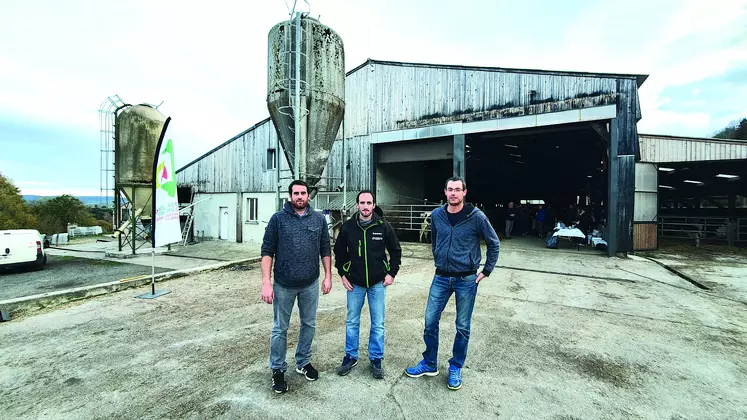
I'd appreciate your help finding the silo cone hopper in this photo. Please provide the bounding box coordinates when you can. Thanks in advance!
[267,15,345,192]
[114,104,167,251]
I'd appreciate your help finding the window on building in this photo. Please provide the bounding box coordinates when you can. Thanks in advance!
[266,148,277,170]
[246,198,258,222]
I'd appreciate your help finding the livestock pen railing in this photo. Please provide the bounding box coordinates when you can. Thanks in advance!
[378,204,440,241]
[658,216,747,245]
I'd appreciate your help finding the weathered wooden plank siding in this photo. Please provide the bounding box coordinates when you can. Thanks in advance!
[639,134,747,163]
[340,62,623,137]
[177,119,292,193]
[321,135,372,191]
[178,61,644,199]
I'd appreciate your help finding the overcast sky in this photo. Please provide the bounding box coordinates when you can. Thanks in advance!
[1,0,746,197]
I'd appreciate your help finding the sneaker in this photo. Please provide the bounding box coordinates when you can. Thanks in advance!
[336,355,358,376]
[296,363,319,381]
[370,359,384,380]
[447,366,462,390]
[272,369,288,394]
[404,360,439,378]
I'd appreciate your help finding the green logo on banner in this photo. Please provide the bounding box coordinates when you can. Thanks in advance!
[156,139,177,198]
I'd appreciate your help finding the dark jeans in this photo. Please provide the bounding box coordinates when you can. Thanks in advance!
[422,274,479,369]
[270,279,319,372]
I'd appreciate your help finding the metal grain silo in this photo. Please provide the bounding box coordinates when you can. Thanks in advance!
[114,104,166,218]
[267,15,345,189]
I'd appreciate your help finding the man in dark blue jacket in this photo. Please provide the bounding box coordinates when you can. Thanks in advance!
[405,176,500,390]
[261,180,332,394]
[333,190,402,379]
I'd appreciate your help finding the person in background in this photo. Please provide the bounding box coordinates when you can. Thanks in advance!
[536,205,546,238]
[505,202,516,239]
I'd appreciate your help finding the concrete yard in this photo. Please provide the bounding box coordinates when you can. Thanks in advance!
[1,242,746,419]
[0,255,171,301]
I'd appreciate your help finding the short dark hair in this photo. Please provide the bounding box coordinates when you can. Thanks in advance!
[444,176,466,190]
[288,180,309,195]
[356,190,376,204]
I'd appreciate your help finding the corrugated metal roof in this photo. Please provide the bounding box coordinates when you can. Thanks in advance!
[639,134,747,163]
[319,191,361,211]
[348,59,648,87]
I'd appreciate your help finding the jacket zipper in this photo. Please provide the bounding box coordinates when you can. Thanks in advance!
[443,209,472,274]
[358,240,361,257]
[363,225,373,287]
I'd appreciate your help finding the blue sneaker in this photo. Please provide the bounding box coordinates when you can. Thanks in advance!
[404,360,439,378]
[447,366,462,390]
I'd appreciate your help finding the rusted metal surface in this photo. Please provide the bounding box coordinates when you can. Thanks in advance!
[267,16,345,187]
[639,134,747,163]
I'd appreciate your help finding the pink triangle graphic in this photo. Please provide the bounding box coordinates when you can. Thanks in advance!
[162,166,169,180]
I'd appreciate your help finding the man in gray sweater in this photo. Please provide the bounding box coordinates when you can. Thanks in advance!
[261,180,332,394]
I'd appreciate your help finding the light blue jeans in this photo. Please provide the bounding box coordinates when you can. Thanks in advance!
[345,282,386,360]
[270,279,319,372]
[422,274,478,369]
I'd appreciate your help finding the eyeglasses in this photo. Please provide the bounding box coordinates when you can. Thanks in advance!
[446,188,463,193]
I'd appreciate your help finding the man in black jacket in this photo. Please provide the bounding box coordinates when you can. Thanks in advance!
[333,190,402,379]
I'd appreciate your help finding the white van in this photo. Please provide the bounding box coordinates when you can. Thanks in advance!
[0,229,47,271]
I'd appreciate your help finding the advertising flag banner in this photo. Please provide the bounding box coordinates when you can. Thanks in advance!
[152,117,182,247]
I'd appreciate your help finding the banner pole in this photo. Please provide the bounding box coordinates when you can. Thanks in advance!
[151,248,156,295]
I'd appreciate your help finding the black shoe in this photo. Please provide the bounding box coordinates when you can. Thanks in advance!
[370,358,384,379]
[296,363,319,381]
[272,369,288,394]
[336,355,359,376]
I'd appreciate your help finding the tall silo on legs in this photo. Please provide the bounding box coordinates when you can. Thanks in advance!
[114,104,166,254]
[267,13,345,206]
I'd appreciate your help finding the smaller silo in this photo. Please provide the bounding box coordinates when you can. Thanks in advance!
[115,104,167,217]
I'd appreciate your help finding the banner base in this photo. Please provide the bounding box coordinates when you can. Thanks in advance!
[135,290,172,299]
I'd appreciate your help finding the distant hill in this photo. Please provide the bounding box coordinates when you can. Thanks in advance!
[23,195,115,207]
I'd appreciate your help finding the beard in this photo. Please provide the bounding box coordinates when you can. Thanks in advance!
[292,199,307,210]
[448,197,463,205]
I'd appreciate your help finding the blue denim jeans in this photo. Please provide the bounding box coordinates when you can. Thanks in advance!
[345,282,386,360]
[422,274,478,369]
[270,279,319,371]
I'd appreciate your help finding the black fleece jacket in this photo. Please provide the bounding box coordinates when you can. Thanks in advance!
[333,212,402,288]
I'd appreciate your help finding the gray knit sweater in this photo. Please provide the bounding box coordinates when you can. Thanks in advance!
[261,202,331,288]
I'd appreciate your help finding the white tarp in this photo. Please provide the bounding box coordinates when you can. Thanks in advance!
[553,227,586,239]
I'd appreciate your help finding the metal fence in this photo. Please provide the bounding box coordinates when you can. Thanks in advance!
[658,216,747,244]
[378,204,440,235]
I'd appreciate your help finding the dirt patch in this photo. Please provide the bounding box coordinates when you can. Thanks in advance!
[553,350,649,388]
[656,241,747,262]
[507,281,526,293]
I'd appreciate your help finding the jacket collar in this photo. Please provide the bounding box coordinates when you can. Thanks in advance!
[438,202,476,220]
[283,201,313,217]
[354,211,382,228]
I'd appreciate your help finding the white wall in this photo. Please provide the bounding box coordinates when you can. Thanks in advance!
[242,192,282,244]
[634,163,658,222]
[193,193,238,242]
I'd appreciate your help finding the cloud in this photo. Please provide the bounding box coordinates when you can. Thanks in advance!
[1,0,746,195]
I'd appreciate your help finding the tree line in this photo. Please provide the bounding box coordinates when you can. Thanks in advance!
[713,118,747,140]
[0,172,113,234]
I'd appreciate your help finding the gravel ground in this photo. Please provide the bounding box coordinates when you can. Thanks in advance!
[0,255,172,301]
[0,244,746,419]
